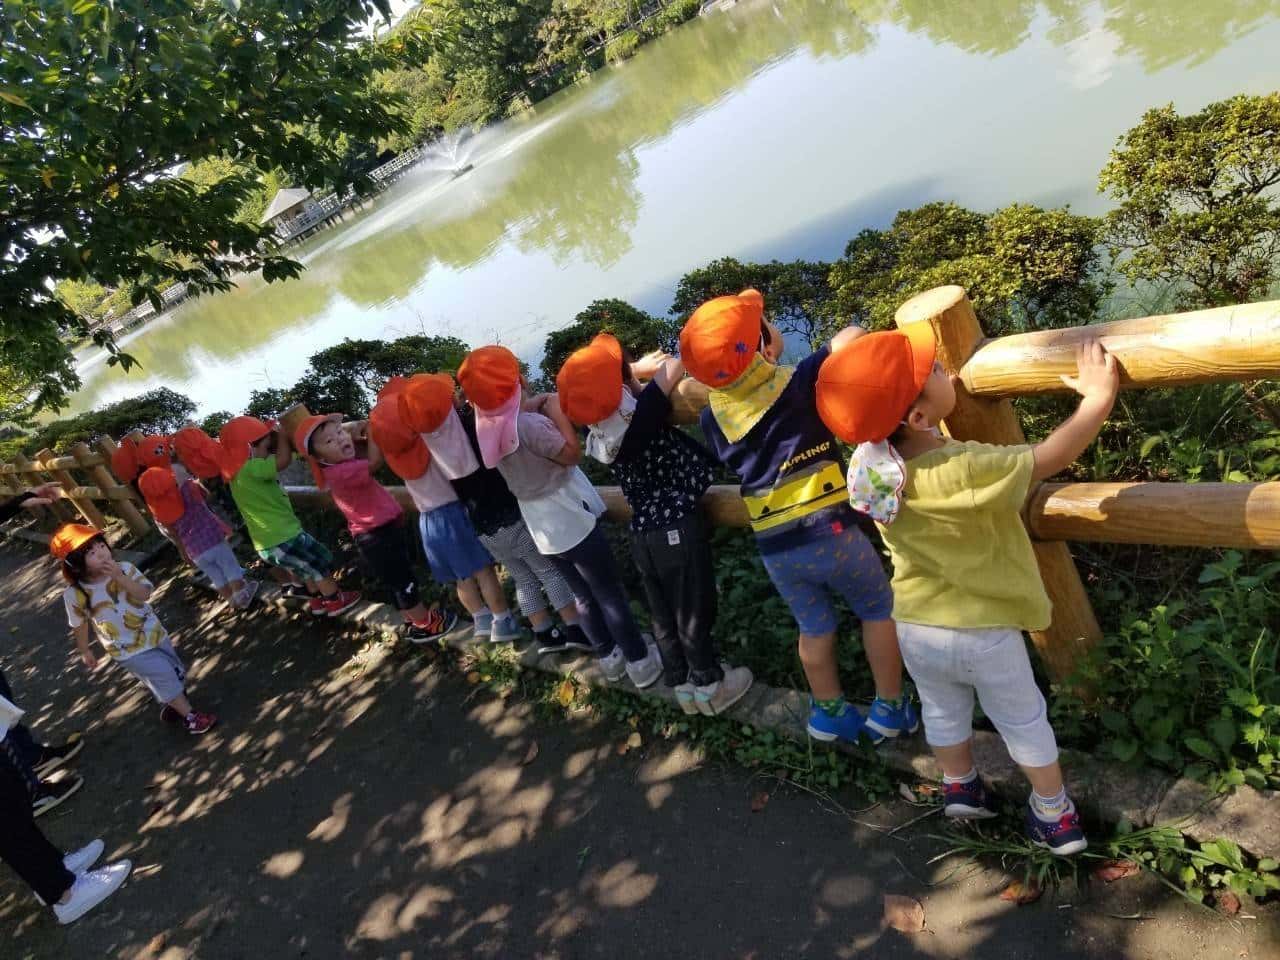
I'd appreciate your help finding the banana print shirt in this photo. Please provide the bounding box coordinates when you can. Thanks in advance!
[63,563,168,661]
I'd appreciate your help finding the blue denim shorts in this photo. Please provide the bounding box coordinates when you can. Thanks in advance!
[419,501,492,584]
[761,524,893,635]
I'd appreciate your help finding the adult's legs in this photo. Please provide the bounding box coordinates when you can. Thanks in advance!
[0,669,43,770]
[0,741,74,905]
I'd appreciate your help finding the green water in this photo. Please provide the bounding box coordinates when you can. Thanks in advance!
[67,0,1280,417]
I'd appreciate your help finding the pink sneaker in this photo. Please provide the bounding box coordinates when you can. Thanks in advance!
[184,711,217,736]
[321,590,361,617]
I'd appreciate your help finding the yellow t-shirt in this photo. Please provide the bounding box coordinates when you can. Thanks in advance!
[879,440,1051,631]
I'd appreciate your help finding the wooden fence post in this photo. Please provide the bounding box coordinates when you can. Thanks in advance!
[36,447,108,530]
[895,286,1102,683]
[75,441,150,537]
[14,451,75,522]
[95,437,152,536]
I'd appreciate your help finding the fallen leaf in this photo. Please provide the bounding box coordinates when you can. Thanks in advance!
[465,671,480,684]
[626,731,642,750]
[882,894,925,933]
[143,932,166,957]
[1216,890,1241,916]
[750,790,770,812]
[520,741,539,766]
[555,678,575,707]
[628,715,639,728]
[1092,859,1140,883]
[999,879,1043,905]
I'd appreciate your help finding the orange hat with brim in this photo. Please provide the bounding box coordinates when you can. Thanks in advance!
[136,435,171,470]
[172,426,223,481]
[679,288,765,388]
[815,322,938,444]
[556,333,624,426]
[50,523,104,562]
[398,373,457,435]
[458,346,522,469]
[218,416,274,481]
[111,436,141,483]
[138,466,186,526]
[293,413,343,489]
[371,378,431,481]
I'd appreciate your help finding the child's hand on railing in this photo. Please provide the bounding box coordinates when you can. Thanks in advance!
[1060,338,1118,407]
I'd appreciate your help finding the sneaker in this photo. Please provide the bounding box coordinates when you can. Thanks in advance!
[33,775,84,818]
[472,610,494,641]
[232,580,260,609]
[280,582,311,601]
[694,665,754,717]
[406,608,459,643]
[1025,803,1088,856]
[307,596,327,616]
[561,624,595,653]
[598,647,627,682]
[943,777,999,819]
[625,649,663,690]
[806,700,865,744]
[321,590,362,617]
[159,703,183,725]
[863,696,920,744]
[673,683,698,716]
[53,860,132,925]
[63,839,105,875]
[535,627,570,654]
[33,734,84,779]
[184,711,217,735]
[489,613,522,644]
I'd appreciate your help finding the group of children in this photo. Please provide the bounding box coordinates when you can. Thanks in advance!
[51,285,1119,858]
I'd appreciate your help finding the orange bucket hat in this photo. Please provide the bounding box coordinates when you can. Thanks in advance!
[171,426,223,480]
[370,378,431,481]
[293,413,344,489]
[815,323,938,444]
[50,523,104,562]
[137,466,186,526]
[457,346,521,411]
[556,333,624,427]
[398,373,457,434]
[111,436,141,483]
[218,416,273,481]
[136,435,171,470]
[679,289,765,388]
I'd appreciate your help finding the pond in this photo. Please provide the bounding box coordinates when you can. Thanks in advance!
[65,0,1280,418]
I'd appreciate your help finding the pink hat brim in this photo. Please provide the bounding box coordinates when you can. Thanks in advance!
[475,388,521,469]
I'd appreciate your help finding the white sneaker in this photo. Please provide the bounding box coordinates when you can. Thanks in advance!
[673,683,698,715]
[625,649,663,690]
[489,613,522,644]
[63,839,104,875]
[233,580,260,609]
[598,647,627,682]
[53,860,132,925]
[694,665,754,716]
[472,610,494,641]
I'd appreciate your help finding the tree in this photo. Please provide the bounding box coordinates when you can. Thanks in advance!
[827,202,1106,335]
[540,299,676,385]
[16,388,197,455]
[1,0,418,412]
[1099,94,1280,309]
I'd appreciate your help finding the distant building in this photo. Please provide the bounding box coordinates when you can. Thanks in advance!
[260,187,319,237]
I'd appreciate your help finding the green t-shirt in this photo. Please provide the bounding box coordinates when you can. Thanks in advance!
[230,456,301,552]
[879,440,1051,632]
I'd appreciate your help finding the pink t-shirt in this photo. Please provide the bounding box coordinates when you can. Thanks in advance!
[321,459,403,535]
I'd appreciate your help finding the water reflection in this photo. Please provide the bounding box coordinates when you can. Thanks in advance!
[66,0,1280,416]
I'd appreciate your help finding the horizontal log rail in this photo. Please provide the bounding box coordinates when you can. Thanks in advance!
[959,298,1280,398]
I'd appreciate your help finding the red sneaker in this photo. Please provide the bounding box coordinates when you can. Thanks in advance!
[184,711,217,736]
[307,596,327,616]
[321,590,361,617]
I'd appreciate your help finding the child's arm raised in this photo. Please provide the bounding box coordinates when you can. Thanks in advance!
[72,621,98,670]
[539,394,582,466]
[365,429,386,473]
[106,558,155,604]
[1031,339,1119,483]
[649,357,685,397]
[830,323,870,353]
[273,426,294,472]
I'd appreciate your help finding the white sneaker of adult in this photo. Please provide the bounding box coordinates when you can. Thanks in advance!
[63,839,105,875]
[53,860,132,925]
[598,647,627,682]
[625,649,663,690]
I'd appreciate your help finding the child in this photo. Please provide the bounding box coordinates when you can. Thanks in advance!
[680,289,916,744]
[218,416,360,617]
[396,373,591,654]
[138,464,258,609]
[51,524,216,735]
[458,345,663,687]
[815,329,1119,855]
[558,333,753,716]
[294,411,456,641]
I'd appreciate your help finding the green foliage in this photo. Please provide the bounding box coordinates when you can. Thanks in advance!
[1100,94,1280,309]
[604,28,640,63]
[538,298,676,384]
[15,388,196,456]
[829,201,1107,335]
[0,0,418,411]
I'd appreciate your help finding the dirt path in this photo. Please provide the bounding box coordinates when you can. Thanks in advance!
[0,543,1274,959]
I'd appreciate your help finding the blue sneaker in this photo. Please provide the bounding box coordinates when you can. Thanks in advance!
[806,700,865,744]
[1024,803,1089,856]
[863,697,920,744]
[943,778,999,819]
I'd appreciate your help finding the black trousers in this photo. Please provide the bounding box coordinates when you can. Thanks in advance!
[0,737,73,904]
[0,668,43,771]
[631,513,721,687]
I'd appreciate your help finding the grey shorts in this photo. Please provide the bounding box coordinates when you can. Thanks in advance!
[120,639,187,704]
[192,541,243,589]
